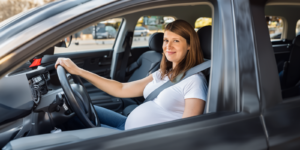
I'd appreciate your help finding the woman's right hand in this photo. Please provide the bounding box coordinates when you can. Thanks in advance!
[55,58,82,75]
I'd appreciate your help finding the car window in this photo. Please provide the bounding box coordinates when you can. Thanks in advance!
[132,16,175,48]
[54,18,123,54]
[296,20,300,36]
[195,17,212,31]
[266,16,284,40]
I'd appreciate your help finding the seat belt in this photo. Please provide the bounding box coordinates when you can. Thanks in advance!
[118,31,133,82]
[144,60,211,102]
[148,61,161,74]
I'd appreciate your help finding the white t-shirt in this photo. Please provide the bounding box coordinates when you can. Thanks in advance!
[124,70,208,130]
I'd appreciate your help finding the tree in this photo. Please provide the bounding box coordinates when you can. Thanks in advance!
[0,0,55,23]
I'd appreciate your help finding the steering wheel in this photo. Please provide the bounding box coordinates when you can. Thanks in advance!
[56,65,100,128]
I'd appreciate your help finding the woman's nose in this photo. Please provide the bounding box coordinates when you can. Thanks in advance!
[166,42,172,48]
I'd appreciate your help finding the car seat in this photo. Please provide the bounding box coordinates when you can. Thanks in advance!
[197,26,212,83]
[89,33,164,112]
[280,35,300,98]
[280,35,300,89]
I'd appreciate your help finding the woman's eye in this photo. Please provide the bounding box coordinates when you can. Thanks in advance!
[174,40,179,42]
[164,40,168,42]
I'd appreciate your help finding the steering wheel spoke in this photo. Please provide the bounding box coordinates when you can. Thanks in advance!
[56,65,100,128]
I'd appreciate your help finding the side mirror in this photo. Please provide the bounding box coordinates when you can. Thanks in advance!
[63,35,73,48]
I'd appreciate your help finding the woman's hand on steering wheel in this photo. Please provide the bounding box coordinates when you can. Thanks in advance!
[55,58,82,75]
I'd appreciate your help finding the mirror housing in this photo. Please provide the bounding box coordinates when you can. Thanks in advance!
[63,35,72,48]
[57,35,73,48]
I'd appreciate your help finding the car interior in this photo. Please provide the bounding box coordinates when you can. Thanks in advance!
[1,3,214,149]
[46,4,213,116]
[265,4,300,99]
[3,0,300,149]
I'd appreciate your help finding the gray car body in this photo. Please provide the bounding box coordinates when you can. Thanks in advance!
[0,0,300,149]
[134,26,148,36]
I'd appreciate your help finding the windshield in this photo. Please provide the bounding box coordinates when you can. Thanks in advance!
[0,0,56,28]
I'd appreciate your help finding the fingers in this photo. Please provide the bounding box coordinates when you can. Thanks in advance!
[55,58,73,70]
[55,57,66,69]
[55,58,61,69]
[55,59,59,69]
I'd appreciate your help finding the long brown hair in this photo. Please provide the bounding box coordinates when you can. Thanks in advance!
[160,20,204,81]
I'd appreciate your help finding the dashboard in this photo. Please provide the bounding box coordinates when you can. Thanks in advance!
[0,65,78,148]
[24,67,73,115]
[0,65,74,133]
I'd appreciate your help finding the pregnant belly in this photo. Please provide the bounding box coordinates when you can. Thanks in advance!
[124,101,180,130]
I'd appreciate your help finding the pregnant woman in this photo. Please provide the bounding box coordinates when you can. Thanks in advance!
[55,20,208,130]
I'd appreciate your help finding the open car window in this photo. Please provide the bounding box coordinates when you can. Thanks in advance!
[266,16,284,41]
[54,18,123,54]
[296,19,300,36]
[131,16,175,48]
[194,17,212,32]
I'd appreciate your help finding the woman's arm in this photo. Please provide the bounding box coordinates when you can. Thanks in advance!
[182,99,205,118]
[55,58,153,98]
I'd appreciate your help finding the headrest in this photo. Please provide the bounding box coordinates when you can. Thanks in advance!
[293,35,300,47]
[197,26,212,59]
[149,32,164,52]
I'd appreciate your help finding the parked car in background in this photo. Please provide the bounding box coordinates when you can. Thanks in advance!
[134,26,149,36]
[93,24,117,39]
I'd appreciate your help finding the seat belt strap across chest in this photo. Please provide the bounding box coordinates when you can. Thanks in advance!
[144,60,211,102]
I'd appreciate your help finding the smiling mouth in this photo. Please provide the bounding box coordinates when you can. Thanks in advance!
[166,51,176,55]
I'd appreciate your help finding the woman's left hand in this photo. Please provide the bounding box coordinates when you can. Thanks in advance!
[55,58,82,75]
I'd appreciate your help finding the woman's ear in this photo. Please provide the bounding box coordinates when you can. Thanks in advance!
[187,45,191,51]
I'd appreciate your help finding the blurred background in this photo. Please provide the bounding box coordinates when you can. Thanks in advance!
[0,0,55,22]
[55,16,212,53]
[0,0,212,53]
[1,0,296,53]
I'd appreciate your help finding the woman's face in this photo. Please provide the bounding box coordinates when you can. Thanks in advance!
[163,30,190,67]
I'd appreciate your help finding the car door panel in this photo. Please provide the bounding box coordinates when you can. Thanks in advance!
[42,50,112,76]
[36,113,268,150]
[264,99,300,150]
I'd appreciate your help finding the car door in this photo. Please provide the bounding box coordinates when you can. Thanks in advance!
[36,0,270,149]
[39,18,124,112]
[0,0,270,149]
[262,3,300,150]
